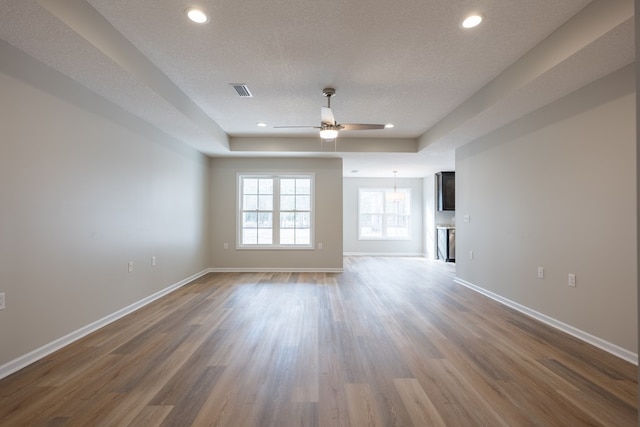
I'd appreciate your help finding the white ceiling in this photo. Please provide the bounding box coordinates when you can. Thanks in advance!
[0,0,634,177]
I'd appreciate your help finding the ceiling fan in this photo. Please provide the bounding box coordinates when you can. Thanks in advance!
[275,88,386,140]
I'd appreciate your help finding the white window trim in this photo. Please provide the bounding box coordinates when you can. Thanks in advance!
[237,172,315,250]
[358,187,411,241]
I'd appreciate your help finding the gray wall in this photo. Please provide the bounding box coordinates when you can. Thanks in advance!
[455,64,637,353]
[0,43,211,367]
[209,157,343,270]
[343,177,424,255]
[423,174,437,259]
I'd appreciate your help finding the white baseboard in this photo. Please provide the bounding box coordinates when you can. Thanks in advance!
[453,277,638,365]
[0,269,209,381]
[343,252,426,257]
[207,267,344,273]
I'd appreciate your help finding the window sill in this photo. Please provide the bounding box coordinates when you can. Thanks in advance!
[236,245,315,251]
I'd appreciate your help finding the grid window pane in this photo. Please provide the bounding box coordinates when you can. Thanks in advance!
[280,229,295,244]
[280,212,295,229]
[258,212,272,228]
[280,195,295,210]
[296,212,310,228]
[295,228,310,244]
[281,179,295,194]
[243,212,257,227]
[258,179,273,194]
[258,195,273,210]
[243,179,258,194]
[296,179,311,194]
[243,195,257,210]
[257,228,272,244]
[296,195,310,211]
[242,228,257,244]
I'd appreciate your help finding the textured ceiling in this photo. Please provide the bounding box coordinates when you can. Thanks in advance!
[0,0,633,177]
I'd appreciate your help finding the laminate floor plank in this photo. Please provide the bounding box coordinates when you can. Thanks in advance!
[318,352,351,427]
[0,256,636,426]
[393,378,446,427]
[344,383,385,427]
[127,405,173,427]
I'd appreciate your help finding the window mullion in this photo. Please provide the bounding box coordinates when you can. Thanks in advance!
[273,177,280,245]
[383,198,388,237]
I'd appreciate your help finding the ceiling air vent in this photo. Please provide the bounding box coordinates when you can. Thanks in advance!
[230,83,252,97]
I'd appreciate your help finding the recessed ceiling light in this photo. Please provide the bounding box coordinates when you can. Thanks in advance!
[461,14,483,29]
[186,8,209,24]
[385,123,395,129]
[257,122,267,127]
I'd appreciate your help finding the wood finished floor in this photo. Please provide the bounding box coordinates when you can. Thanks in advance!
[0,257,636,426]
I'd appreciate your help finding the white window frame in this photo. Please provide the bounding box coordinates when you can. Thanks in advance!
[358,187,411,240]
[237,173,315,250]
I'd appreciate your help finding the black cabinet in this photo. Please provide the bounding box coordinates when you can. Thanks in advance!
[436,172,455,211]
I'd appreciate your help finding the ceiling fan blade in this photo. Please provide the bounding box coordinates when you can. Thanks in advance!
[321,106,335,125]
[340,123,386,131]
[273,125,319,129]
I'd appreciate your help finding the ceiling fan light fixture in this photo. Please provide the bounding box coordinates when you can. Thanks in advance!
[461,14,483,29]
[385,123,394,128]
[319,129,339,139]
[186,8,209,24]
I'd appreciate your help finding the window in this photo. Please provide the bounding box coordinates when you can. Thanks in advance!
[238,174,314,248]
[359,188,411,239]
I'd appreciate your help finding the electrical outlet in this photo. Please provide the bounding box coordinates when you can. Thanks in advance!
[128,261,134,273]
[151,256,156,266]
[0,292,5,310]
[469,250,474,260]
[223,243,228,249]
[537,267,544,279]
[568,274,576,287]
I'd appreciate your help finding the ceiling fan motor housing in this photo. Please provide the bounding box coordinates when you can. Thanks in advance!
[322,87,336,98]
[321,122,342,131]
